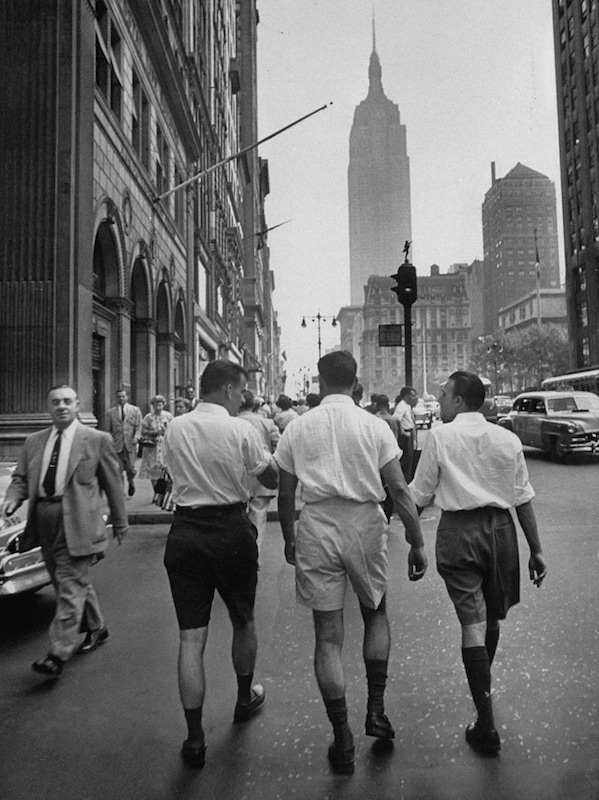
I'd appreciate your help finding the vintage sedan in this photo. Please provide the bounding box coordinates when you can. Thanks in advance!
[498,390,599,460]
[413,400,433,429]
[0,511,51,597]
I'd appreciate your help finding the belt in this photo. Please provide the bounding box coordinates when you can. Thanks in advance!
[175,502,246,515]
[37,496,63,503]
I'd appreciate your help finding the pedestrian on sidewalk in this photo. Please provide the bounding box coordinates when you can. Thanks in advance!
[163,360,278,769]
[393,386,418,482]
[139,395,172,492]
[276,350,427,775]
[410,371,547,755]
[238,389,280,550]
[105,387,142,497]
[1,385,127,678]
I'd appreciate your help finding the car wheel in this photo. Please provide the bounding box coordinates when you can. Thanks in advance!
[548,438,567,463]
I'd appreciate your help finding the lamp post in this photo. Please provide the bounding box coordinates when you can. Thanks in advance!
[389,242,418,386]
[301,311,337,360]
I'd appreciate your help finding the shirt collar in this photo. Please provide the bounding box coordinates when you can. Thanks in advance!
[51,419,79,442]
[320,394,355,406]
[193,401,229,417]
[451,411,486,425]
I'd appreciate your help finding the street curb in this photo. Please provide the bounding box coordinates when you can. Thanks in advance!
[127,509,299,526]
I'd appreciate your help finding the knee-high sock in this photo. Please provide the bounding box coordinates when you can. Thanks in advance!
[324,696,353,746]
[462,646,494,731]
[365,658,388,714]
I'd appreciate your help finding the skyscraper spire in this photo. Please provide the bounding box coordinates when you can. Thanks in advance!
[368,11,382,95]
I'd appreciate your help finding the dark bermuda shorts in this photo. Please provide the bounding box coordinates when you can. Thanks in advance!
[436,507,520,625]
[164,503,258,630]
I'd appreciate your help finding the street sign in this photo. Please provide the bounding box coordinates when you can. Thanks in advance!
[378,324,404,347]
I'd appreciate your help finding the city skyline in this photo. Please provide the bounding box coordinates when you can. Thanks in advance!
[257,1,562,394]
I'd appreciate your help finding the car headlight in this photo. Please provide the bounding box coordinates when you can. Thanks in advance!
[566,424,579,434]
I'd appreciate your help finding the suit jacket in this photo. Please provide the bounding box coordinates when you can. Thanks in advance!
[106,403,142,454]
[6,424,128,557]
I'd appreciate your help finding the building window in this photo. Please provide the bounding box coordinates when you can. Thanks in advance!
[156,125,170,197]
[132,71,150,169]
[95,0,123,121]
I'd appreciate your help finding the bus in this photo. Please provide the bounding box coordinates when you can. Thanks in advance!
[541,368,599,396]
[480,377,498,423]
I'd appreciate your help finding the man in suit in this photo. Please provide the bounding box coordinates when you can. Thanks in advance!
[105,388,142,496]
[1,385,128,678]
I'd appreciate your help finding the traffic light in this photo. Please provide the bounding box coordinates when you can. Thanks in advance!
[389,263,417,306]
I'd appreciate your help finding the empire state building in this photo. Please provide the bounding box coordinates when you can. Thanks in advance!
[348,29,412,305]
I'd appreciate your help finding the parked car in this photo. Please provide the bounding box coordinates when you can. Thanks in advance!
[413,400,433,429]
[423,393,441,419]
[494,395,514,421]
[498,390,599,461]
[0,512,51,596]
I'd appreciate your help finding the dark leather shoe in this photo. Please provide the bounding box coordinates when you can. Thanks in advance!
[465,722,501,755]
[77,627,109,655]
[233,684,265,723]
[365,711,395,739]
[128,483,136,497]
[327,740,355,775]
[181,739,206,769]
[32,654,63,678]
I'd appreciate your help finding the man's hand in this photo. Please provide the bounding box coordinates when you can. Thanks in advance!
[408,546,427,581]
[113,526,128,545]
[284,540,296,566]
[529,552,547,587]
[1,499,20,518]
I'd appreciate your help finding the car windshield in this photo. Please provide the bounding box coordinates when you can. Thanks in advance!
[547,395,599,413]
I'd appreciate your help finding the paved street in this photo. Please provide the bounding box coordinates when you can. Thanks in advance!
[1,447,598,800]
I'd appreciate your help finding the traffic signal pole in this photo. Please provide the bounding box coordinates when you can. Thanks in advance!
[390,242,417,388]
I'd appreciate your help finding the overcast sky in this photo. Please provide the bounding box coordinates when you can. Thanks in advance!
[256,1,561,394]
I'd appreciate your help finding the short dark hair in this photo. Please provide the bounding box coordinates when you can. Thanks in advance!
[306,392,321,408]
[276,394,293,411]
[241,389,255,411]
[352,383,363,403]
[448,371,485,410]
[200,360,248,395]
[399,386,415,400]
[318,350,357,389]
[375,394,390,410]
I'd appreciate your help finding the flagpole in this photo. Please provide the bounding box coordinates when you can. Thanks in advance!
[534,228,542,326]
[153,103,332,204]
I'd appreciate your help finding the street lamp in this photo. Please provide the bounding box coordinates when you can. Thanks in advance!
[301,311,337,360]
[478,335,503,395]
[389,241,418,386]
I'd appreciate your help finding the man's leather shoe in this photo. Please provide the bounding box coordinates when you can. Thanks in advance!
[181,739,206,769]
[32,654,63,678]
[77,627,109,654]
[327,740,355,775]
[233,684,265,722]
[365,711,395,739]
[465,722,501,755]
[128,483,136,497]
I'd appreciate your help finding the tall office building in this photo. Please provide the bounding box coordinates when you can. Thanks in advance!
[347,26,411,305]
[553,0,599,367]
[481,162,560,335]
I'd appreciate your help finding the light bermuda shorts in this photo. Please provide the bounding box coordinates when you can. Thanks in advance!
[295,497,389,611]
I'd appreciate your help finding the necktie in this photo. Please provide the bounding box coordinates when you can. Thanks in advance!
[43,431,62,497]
[120,404,125,422]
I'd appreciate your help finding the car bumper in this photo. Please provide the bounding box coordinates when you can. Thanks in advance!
[0,548,51,596]
[561,432,599,453]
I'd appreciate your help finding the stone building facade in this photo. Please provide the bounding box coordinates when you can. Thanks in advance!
[0,0,280,457]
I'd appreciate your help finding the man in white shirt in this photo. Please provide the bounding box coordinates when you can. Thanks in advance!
[276,351,426,775]
[393,386,418,481]
[163,360,278,769]
[410,371,547,756]
[238,389,281,549]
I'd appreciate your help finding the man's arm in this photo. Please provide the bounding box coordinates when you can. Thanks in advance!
[256,460,279,490]
[515,500,547,587]
[380,458,427,581]
[1,444,31,517]
[277,467,299,565]
[97,434,128,544]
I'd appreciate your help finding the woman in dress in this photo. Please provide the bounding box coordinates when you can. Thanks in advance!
[139,395,173,490]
